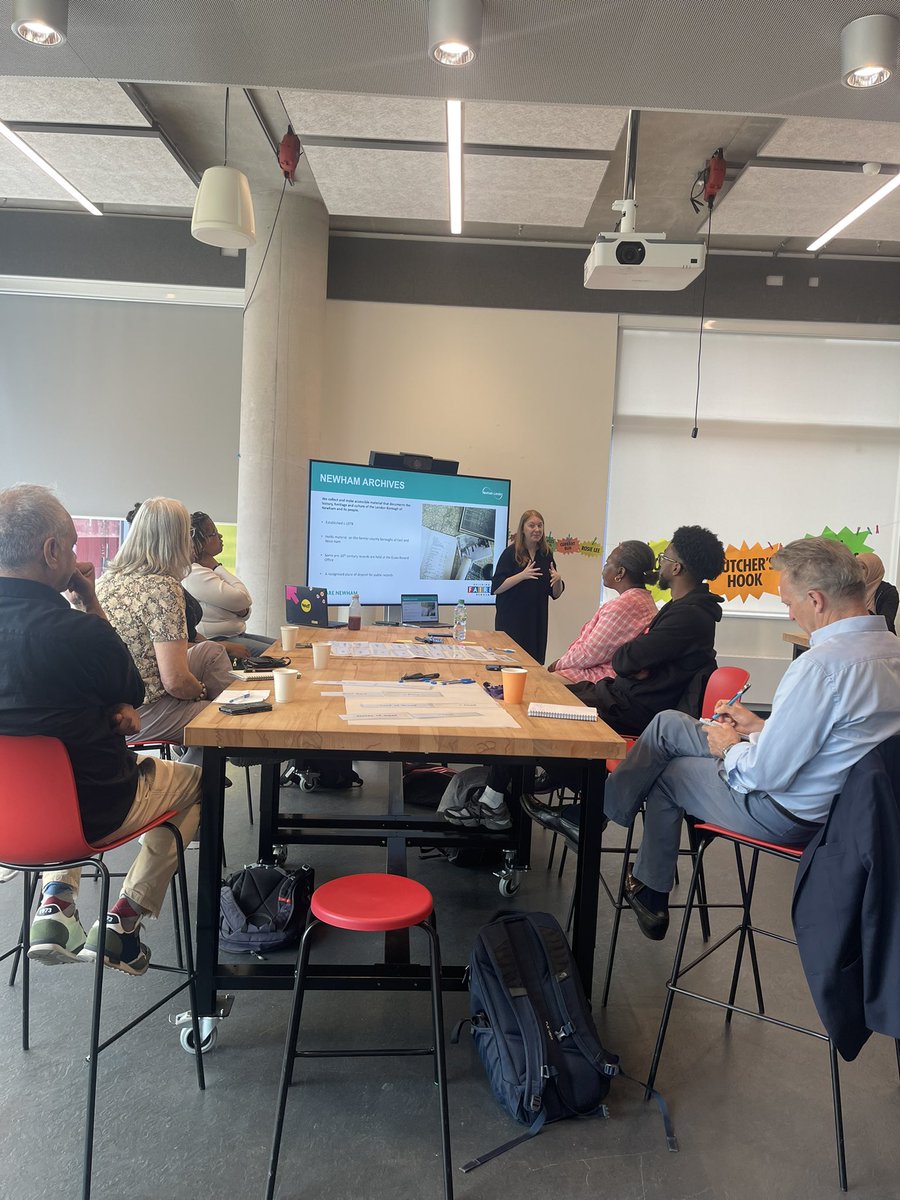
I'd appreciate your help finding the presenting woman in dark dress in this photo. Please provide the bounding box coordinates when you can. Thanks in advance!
[491,509,564,663]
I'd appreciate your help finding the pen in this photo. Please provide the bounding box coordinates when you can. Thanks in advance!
[708,681,751,720]
[441,678,475,685]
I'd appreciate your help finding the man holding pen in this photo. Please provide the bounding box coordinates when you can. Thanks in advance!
[603,537,900,941]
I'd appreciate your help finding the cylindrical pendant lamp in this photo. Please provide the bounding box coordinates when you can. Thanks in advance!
[191,166,256,249]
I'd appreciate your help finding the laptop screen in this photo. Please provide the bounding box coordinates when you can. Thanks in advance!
[400,594,440,625]
[285,584,328,626]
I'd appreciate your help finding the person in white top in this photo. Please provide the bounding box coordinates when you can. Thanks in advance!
[183,512,273,654]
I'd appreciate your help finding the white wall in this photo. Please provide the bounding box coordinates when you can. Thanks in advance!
[0,292,243,520]
[607,316,900,701]
[322,300,618,662]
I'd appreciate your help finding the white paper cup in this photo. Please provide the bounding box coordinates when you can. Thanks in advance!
[501,667,528,703]
[280,625,299,651]
[312,642,331,669]
[273,668,299,703]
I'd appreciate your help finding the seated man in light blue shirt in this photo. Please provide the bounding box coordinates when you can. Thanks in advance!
[604,537,900,941]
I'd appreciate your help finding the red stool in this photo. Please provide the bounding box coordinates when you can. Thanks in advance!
[0,735,205,1200]
[266,873,453,1200]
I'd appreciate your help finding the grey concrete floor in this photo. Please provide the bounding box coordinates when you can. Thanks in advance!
[0,762,897,1200]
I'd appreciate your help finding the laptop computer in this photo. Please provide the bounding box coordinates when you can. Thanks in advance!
[400,593,452,628]
[284,585,347,629]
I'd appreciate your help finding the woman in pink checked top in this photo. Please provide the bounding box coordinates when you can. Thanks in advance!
[548,540,659,684]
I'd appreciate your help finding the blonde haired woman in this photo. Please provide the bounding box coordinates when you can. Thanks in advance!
[97,497,233,764]
[491,509,564,664]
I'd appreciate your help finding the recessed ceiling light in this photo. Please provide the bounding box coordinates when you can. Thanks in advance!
[427,0,482,67]
[841,14,898,88]
[10,0,67,46]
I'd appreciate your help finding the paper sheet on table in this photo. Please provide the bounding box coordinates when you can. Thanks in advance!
[340,682,520,727]
[329,640,500,662]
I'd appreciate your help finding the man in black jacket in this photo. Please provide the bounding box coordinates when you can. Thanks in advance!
[566,525,725,734]
[444,527,725,832]
[0,485,201,976]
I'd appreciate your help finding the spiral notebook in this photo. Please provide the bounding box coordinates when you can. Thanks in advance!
[527,702,597,721]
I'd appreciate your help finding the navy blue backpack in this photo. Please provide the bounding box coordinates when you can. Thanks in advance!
[458,910,621,1170]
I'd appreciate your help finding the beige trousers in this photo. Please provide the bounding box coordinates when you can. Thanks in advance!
[42,756,201,917]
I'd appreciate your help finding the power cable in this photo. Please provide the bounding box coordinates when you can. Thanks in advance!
[243,178,287,313]
[691,201,714,439]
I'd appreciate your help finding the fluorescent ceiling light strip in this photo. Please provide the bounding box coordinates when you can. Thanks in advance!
[0,118,102,216]
[447,100,462,235]
[807,172,900,251]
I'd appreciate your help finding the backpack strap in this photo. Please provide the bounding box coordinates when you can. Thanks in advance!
[459,1110,546,1173]
[617,1070,679,1152]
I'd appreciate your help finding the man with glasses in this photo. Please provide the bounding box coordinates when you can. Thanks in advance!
[603,537,900,941]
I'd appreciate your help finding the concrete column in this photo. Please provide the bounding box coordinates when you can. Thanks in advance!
[236,190,329,636]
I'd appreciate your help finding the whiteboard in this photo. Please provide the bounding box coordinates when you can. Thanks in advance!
[606,326,900,615]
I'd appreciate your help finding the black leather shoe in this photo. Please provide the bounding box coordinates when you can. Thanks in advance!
[520,794,582,849]
[624,872,670,941]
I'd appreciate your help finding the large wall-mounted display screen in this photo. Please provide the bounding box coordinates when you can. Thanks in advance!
[307,460,511,605]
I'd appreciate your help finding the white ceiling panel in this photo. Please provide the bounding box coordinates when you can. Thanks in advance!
[304,146,448,220]
[11,133,196,206]
[465,156,608,226]
[0,137,72,201]
[761,117,900,165]
[708,166,884,238]
[281,90,445,142]
[0,78,149,126]
[464,102,626,150]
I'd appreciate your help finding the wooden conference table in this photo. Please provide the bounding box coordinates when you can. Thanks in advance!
[783,629,810,659]
[184,627,625,1020]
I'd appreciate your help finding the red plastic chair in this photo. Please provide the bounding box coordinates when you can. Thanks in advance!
[266,873,453,1200]
[0,735,205,1200]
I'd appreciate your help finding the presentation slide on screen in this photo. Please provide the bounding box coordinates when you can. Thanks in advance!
[307,461,511,605]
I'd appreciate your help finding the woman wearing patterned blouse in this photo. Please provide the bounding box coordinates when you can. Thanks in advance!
[548,541,659,683]
[97,498,234,765]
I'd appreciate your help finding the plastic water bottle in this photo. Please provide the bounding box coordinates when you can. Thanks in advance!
[453,599,467,642]
[348,594,362,631]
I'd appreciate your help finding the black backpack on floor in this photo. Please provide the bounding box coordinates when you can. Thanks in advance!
[458,910,620,1170]
[403,763,456,809]
[219,863,314,954]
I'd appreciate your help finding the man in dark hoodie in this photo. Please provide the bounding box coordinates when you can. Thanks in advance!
[566,525,725,734]
[443,526,725,833]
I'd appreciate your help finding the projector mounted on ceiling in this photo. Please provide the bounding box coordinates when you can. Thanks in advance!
[583,109,707,292]
[584,231,706,291]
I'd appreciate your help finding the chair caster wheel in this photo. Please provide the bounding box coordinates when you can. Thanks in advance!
[498,873,521,897]
[179,1024,218,1054]
[271,845,287,866]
